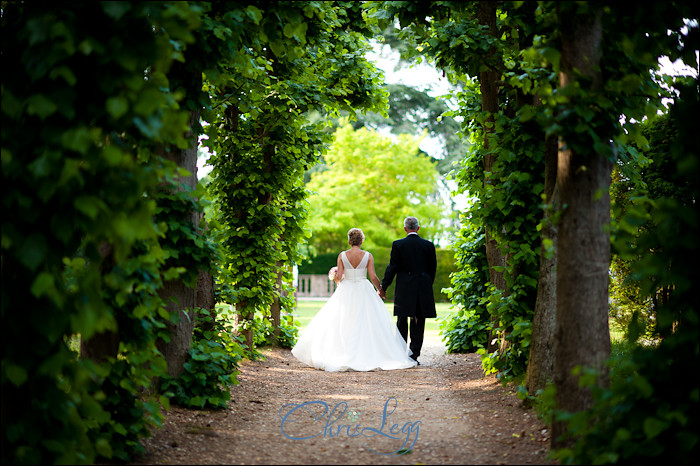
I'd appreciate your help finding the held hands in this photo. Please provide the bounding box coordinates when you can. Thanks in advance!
[377,287,386,300]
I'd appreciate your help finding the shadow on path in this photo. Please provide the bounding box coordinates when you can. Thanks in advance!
[134,330,556,465]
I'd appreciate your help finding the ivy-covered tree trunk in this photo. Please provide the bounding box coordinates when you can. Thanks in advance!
[194,211,216,333]
[80,242,120,363]
[527,134,559,395]
[158,280,197,377]
[238,129,277,351]
[477,1,508,353]
[156,111,200,377]
[552,4,611,447]
[234,302,254,351]
[269,263,284,344]
[196,267,216,333]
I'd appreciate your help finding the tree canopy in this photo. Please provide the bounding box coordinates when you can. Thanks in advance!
[305,122,445,254]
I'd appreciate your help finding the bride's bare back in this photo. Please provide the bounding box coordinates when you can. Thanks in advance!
[343,246,366,268]
[336,245,381,291]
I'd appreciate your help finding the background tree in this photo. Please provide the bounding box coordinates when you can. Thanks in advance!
[305,123,446,255]
[349,83,468,174]
[610,113,694,341]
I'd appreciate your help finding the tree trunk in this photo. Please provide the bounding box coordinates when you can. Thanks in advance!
[80,330,120,363]
[526,134,559,395]
[477,0,507,353]
[552,4,611,447]
[157,280,197,377]
[269,263,284,345]
[196,265,216,333]
[195,211,216,335]
[80,241,119,363]
[156,110,200,377]
[234,302,254,351]
[233,126,277,352]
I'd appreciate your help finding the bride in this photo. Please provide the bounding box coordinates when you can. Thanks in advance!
[291,228,417,372]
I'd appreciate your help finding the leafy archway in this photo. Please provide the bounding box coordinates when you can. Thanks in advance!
[2,2,697,465]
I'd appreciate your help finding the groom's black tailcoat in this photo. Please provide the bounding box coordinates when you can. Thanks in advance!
[381,234,437,318]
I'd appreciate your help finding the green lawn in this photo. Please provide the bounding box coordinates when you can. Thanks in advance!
[288,299,456,342]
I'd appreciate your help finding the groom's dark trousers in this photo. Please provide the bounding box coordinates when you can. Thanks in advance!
[397,315,425,359]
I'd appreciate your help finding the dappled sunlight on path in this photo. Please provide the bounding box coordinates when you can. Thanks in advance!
[135,330,556,465]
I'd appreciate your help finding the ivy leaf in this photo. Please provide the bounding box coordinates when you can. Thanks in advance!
[74,196,104,219]
[246,5,262,24]
[101,1,131,20]
[163,266,186,280]
[284,22,308,44]
[643,417,669,439]
[26,94,58,119]
[5,364,28,387]
[30,272,55,298]
[102,146,124,165]
[106,96,129,119]
[19,235,48,271]
[94,438,113,458]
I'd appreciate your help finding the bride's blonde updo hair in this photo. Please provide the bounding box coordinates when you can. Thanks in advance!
[347,228,365,246]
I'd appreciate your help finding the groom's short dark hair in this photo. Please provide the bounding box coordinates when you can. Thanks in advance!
[404,217,419,230]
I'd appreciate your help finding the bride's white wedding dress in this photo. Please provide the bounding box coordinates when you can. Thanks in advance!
[292,251,417,372]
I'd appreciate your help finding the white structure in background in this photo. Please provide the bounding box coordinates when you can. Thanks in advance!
[295,273,337,298]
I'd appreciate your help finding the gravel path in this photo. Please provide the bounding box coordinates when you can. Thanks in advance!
[134,335,557,465]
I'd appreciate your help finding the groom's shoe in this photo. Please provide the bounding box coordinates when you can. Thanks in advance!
[410,355,420,365]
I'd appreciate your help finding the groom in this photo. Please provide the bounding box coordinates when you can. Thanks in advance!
[378,216,437,365]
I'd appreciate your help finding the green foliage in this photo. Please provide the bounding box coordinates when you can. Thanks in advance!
[553,76,699,465]
[553,340,698,465]
[160,309,245,410]
[2,2,201,463]
[83,352,169,462]
[154,178,220,287]
[252,313,300,349]
[371,1,544,381]
[441,221,492,352]
[305,123,446,254]
[348,83,469,174]
[297,252,341,274]
[434,248,459,303]
[439,306,490,353]
[204,1,390,351]
[79,237,174,463]
[442,100,543,379]
[609,113,689,341]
